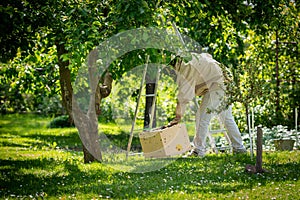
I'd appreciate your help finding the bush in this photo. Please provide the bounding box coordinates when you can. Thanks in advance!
[48,115,74,128]
[241,125,300,151]
[35,95,64,116]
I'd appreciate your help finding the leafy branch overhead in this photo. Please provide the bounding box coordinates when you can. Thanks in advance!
[1,0,299,129]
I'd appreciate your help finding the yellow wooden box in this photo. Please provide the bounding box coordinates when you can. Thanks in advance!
[139,123,191,158]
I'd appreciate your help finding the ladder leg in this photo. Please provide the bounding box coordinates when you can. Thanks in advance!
[149,67,161,129]
[208,133,218,154]
[126,55,150,159]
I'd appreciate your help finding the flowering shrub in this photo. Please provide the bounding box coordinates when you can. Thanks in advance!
[242,125,299,151]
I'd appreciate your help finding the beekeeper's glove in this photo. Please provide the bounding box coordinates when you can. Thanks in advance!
[168,116,181,127]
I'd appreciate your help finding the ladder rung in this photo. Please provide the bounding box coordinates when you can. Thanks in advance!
[128,152,143,156]
[144,94,155,97]
[209,129,226,134]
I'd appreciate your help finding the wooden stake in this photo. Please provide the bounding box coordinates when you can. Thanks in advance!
[245,123,269,173]
[256,126,263,173]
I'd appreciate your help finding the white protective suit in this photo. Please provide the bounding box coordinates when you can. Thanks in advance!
[175,52,245,154]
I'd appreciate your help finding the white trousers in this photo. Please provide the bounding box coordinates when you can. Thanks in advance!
[193,88,245,151]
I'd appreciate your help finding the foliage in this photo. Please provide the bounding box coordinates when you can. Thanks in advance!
[0,35,61,115]
[158,0,299,129]
[0,0,51,62]
[0,0,111,115]
[243,1,300,128]
[1,114,300,199]
[101,64,178,125]
[0,0,299,130]
[48,115,74,128]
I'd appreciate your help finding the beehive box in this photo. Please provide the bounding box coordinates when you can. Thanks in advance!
[139,123,191,158]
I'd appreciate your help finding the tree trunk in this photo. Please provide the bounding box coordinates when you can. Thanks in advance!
[256,126,263,173]
[144,82,157,129]
[245,103,249,131]
[56,41,96,161]
[83,141,97,163]
[56,44,113,163]
[275,30,280,119]
[56,42,73,125]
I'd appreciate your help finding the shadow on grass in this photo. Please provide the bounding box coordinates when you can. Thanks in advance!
[0,130,83,152]
[0,157,109,197]
[1,114,299,199]
[0,115,82,150]
[1,152,299,199]
[0,114,142,152]
[103,130,142,151]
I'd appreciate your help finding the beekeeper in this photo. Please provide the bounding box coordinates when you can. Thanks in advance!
[169,52,246,157]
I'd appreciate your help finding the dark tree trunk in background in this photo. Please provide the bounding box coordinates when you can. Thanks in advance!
[56,42,73,125]
[144,82,157,129]
[291,43,298,128]
[275,30,280,119]
[256,127,263,173]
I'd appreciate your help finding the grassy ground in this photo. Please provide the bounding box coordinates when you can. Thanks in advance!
[0,114,299,199]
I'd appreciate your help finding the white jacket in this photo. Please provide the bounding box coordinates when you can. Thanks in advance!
[175,53,224,104]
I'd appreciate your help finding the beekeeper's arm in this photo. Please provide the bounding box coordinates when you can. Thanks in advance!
[170,72,195,125]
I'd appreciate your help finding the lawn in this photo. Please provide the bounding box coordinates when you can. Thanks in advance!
[0,114,299,199]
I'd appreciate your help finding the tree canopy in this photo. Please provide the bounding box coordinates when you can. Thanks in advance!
[1,0,299,127]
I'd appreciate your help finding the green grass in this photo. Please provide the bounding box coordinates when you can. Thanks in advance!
[0,114,299,199]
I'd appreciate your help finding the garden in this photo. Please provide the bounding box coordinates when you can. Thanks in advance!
[0,114,299,199]
[1,0,299,199]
